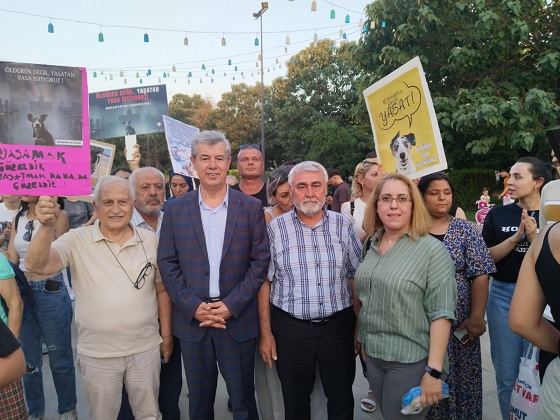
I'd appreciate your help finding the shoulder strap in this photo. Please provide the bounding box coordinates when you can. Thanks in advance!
[350,201,355,216]
[14,212,21,231]
[362,236,373,260]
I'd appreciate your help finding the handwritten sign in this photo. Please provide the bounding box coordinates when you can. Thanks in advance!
[0,61,90,195]
[162,115,199,179]
[363,57,447,179]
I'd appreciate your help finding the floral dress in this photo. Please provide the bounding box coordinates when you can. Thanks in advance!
[426,217,495,420]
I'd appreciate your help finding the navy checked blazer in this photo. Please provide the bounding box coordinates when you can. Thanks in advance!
[157,188,270,343]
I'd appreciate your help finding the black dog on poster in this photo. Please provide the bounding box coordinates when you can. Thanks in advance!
[27,113,55,146]
[123,121,136,135]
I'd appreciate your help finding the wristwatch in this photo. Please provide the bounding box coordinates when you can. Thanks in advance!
[425,365,443,379]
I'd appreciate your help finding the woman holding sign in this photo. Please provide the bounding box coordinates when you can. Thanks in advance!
[8,195,77,420]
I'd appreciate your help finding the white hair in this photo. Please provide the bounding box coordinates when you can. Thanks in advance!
[288,161,328,186]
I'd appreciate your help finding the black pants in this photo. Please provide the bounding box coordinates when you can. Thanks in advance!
[118,335,183,420]
[271,306,356,420]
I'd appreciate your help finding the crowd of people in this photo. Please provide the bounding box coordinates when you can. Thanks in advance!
[1,132,560,420]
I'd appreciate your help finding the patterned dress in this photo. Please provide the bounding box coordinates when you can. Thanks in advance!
[426,218,495,420]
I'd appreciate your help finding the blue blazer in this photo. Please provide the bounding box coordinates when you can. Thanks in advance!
[157,188,270,343]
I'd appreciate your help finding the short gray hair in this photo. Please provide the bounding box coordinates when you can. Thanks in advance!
[191,131,231,159]
[288,161,328,186]
[93,175,135,205]
[128,167,165,193]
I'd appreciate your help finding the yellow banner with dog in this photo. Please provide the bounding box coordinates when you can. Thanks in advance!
[363,57,447,179]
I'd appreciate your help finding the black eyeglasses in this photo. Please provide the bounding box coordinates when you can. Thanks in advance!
[134,262,152,290]
[23,220,34,242]
[240,144,261,151]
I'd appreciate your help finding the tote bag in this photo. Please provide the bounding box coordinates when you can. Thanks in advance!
[510,344,541,420]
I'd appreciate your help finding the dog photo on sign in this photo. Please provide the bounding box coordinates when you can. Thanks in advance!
[390,132,417,175]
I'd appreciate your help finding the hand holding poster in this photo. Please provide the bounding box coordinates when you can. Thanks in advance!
[363,57,447,179]
[0,61,90,195]
[162,115,199,179]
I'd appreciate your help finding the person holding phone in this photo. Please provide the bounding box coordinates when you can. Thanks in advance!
[418,173,495,420]
[7,195,77,420]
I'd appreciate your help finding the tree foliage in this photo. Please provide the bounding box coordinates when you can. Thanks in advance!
[168,93,214,130]
[268,39,373,175]
[351,0,560,166]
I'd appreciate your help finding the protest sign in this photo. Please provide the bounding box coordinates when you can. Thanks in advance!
[162,115,199,178]
[89,84,169,140]
[90,140,116,192]
[0,61,90,195]
[363,57,447,179]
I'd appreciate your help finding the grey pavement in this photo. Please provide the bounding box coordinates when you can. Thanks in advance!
[41,307,501,419]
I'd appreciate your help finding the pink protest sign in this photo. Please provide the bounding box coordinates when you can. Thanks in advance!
[0,61,90,195]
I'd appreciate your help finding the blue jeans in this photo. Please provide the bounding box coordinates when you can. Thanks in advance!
[487,279,525,420]
[19,273,77,416]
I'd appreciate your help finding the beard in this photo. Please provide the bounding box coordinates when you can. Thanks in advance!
[137,196,162,216]
[294,197,325,217]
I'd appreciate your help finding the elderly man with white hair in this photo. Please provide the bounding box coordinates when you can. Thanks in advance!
[25,176,172,420]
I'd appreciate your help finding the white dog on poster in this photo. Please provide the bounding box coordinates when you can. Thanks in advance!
[390,132,417,175]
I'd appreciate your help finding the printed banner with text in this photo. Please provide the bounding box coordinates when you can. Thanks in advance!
[89,84,169,140]
[363,57,447,179]
[0,61,90,195]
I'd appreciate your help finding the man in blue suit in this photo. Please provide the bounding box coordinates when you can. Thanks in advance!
[158,131,270,420]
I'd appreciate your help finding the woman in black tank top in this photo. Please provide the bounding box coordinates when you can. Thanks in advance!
[510,222,560,418]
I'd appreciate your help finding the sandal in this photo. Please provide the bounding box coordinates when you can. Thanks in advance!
[360,391,377,413]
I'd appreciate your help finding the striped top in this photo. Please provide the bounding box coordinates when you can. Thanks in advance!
[355,230,457,363]
[267,209,362,320]
[131,208,163,236]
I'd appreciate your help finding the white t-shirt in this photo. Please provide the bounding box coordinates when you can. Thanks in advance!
[341,197,367,238]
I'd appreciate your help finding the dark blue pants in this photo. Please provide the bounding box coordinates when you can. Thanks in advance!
[118,335,182,420]
[272,306,356,420]
[181,329,258,420]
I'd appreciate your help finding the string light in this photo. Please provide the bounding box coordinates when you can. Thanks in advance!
[48,20,54,33]
[144,31,149,42]
[183,33,189,46]
[172,65,176,72]
[221,34,226,46]
[98,26,104,42]
[311,1,317,12]
[330,7,335,19]
[254,36,259,46]
[345,13,350,24]
[286,34,291,45]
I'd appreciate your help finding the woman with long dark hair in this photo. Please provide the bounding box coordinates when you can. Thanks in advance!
[482,157,556,419]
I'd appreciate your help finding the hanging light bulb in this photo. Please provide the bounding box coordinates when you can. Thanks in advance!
[188,79,190,84]
[211,69,215,75]
[188,71,192,77]
[267,68,270,72]
[202,63,206,70]
[120,70,124,77]
[109,74,113,80]
[257,70,260,75]
[258,54,262,61]
[100,70,104,75]
[256,62,259,68]
[286,34,291,45]
[314,33,318,42]
[345,13,350,24]
[93,71,97,78]
[200,79,202,83]
[251,72,254,77]
[363,24,369,33]
[98,26,104,42]
[163,72,167,78]
[285,46,288,53]
[136,72,139,78]
[233,76,236,81]
[48,20,54,33]
[172,65,176,72]
[279,63,282,68]
[359,17,364,27]
[148,69,152,76]
[273,65,276,70]
[343,32,347,40]
[382,21,386,28]
[184,33,189,46]
[140,79,143,84]
[228,59,232,65]
[234,65,238,71]
[221,34,226,46]
[255,35,259,46]
[206,72,209,77]
[276,58,279,64]
[105,76,107,81]
[330,8,335,19]
[211,78,214,83]
[311,1,317,12]
[339,28,344,36]
[158,77,161,83]
[124,78,127,84]
[144,31,149,42]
